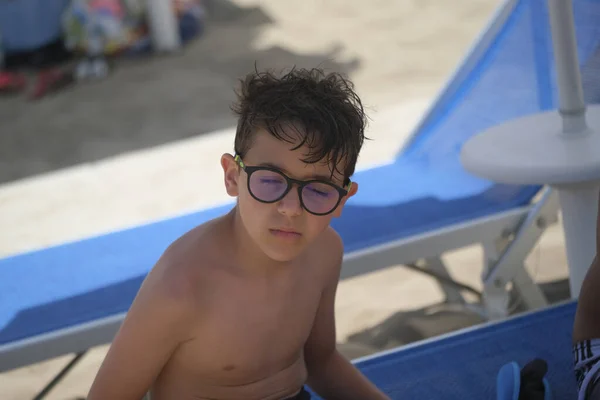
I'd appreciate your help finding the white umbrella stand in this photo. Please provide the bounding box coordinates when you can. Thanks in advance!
[461,0,600,299]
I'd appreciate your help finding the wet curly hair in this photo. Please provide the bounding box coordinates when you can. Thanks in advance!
[231,66,368,183]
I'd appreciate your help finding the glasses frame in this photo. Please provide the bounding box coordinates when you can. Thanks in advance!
[234,154,351,216]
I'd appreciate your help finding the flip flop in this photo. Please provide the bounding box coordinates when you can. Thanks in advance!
[497,359,552,400]
[0,71,26,94]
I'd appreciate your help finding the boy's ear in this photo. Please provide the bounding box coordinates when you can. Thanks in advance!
[333,182,358,218]
[221,153,240,197]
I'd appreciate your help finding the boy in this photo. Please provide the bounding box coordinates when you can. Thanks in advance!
[573,189,600,399]
[87,67,391,400]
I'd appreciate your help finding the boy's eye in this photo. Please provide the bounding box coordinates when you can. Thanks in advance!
[307,188,327,196]
[260,178,284,185]
[304,183,335,197]
[258,172,286,184]
[314,191,329,197]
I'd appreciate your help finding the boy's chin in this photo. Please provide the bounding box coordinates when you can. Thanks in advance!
[265,249,303,263]
[260,241,306,263]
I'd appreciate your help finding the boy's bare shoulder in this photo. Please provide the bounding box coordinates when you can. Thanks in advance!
[321,226,344,256]
[86,218,229,400]
[307,227,344,281]
[148,218,226,305]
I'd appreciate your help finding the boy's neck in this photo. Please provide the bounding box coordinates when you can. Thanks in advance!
[226,207,291,277]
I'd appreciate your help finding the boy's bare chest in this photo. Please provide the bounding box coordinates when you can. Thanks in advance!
[172,276,323,385]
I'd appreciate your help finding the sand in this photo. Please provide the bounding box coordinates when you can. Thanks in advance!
[0,0,571,399]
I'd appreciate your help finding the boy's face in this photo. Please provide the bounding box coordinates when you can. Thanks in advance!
[221,129,358,262]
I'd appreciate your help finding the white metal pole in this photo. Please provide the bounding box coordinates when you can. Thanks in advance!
[547,0,587,132]
[547,0,599,298]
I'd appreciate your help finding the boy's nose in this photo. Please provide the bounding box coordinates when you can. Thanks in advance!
[277,187,302,216]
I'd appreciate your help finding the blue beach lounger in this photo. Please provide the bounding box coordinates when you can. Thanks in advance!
[337,301,577,399]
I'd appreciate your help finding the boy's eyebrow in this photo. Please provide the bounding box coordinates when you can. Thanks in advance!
[257,161,335,182]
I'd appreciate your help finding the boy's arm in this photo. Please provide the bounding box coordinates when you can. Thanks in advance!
[87,246,195,400]
[304,231,390,400]
[573,190,600,343]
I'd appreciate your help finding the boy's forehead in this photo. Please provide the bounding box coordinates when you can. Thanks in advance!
[246,130,345,181]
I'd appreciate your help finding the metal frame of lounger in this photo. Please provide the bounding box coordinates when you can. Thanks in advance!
[0,0,561,398]
[342,187,559,319]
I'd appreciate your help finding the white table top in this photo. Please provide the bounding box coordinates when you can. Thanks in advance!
[460,104,600,186]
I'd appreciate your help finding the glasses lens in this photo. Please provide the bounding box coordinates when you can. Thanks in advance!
[248,169,289,202]
[301,182,340,214]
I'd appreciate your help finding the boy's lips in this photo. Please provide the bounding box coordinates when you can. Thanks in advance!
[270,228,302,237]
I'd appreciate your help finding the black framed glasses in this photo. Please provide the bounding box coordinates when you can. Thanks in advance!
[234,155,351,216]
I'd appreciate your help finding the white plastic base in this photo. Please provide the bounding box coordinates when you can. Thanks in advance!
[145,0,182,53]
[461,104,600,186]
[461,104,600,298]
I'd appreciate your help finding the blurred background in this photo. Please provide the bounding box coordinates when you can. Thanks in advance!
[0,0,570,398]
